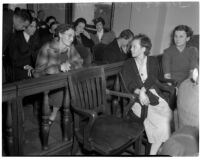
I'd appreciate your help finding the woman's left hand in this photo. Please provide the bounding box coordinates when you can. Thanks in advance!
[83,30,91,39]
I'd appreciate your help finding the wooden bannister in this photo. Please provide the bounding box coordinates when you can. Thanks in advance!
[2,62,124,156]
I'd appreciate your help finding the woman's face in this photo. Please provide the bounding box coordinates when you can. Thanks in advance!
[60,28,75,46]
[96,22,103,32]
[131,39,145,58]
[25,21,37,36]
[174,30,190,47]
[75,22,85,34]
[50,23,59,34]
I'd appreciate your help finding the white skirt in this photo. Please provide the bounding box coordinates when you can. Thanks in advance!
[131,88,172,143]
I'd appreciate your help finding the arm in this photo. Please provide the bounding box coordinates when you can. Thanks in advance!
[68,46,83,70]
[162,50,172,79]
[33,46,60,77]
[189,47,199,78]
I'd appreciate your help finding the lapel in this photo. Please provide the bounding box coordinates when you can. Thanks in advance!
[131,57,150,87]
[131,58,143,87]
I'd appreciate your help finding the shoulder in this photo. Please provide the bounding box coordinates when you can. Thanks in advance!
[164,45,176,54]
[123,58,134,69]
[186,46,198,53]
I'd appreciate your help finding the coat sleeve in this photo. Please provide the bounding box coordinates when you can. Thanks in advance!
[68,45,83,70]
[33,45,60,77]
[121,59,138,93]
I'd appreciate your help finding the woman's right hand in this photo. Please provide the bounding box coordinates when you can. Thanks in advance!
[60,62,71,72]
[139,90,150,106]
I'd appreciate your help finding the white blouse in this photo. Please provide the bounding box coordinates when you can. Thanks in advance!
[135,57,148,83]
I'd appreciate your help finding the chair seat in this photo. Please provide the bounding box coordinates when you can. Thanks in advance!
[89,115,144,154]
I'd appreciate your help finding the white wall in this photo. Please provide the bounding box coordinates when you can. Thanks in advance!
[73,3,95,24]
[113,2,199,55]
[112,3,132,37]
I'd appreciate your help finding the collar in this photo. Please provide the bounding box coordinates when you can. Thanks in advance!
[23,31,30,42]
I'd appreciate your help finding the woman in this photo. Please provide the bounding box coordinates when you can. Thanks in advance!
[8,18,40,82]
[162,25,198,86]
[33,24,83,125]
[122,34,172,155]
[90,17,115,45]
[73,17,94,65]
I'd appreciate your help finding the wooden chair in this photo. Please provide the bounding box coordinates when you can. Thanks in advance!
[68,66,144,155]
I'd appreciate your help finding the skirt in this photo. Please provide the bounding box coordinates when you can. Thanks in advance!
[131,88,172,144]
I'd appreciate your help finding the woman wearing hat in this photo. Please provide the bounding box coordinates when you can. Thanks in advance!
[91,17,116,45]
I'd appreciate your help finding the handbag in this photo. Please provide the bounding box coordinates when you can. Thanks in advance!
[146,90,159,106]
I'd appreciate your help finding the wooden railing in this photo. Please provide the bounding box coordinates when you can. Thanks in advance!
[2,62,124,156]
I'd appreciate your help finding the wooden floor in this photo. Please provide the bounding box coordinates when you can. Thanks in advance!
[3,102,146,156]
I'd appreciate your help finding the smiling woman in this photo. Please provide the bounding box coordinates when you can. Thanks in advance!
[33,24,83,129]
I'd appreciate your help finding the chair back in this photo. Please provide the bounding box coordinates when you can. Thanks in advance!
[69,66,107,111]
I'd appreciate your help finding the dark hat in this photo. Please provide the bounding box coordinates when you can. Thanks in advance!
[93,17,105,26]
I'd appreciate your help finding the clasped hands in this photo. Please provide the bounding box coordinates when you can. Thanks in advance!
[134,87,150,106]
[60,62,71,72]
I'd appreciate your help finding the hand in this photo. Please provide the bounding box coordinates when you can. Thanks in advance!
[139,91,150,106]
[24,65,33,77]
[60,62,71,72]
[82,30,91,39]
[134,88,141,95]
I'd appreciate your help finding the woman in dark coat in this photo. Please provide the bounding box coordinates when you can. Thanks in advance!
[122,34,172,155]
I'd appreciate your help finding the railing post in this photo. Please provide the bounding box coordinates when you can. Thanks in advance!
[112,75,121,116]
[41,91,50,150]
[62,79,72,142]
[5,101,15,155]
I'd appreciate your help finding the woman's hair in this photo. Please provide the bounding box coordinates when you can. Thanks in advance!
[93,17,105,26]
[119,29,134,40]
[134,34,152,56]
[55,24,74,37]
[170,25,193,45]
[45,16,56,24]
[73,17,87,29]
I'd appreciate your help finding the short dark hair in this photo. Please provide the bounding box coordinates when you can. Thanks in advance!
[119,29,134,40]
[170,25,193,46]
[134,34,152,56]
[173,25,193,38]
[73,18,87,28]
[93,17,105,26]
[45,16,56,24]
[14,8,32,23]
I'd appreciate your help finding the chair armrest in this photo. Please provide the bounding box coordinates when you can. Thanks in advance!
[106,89,136,101]
[106,89,137,117]
[71,105,98,150]
[159,78,177,86]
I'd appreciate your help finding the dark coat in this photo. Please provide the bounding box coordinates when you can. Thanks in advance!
[8,31,41,81]
[73,33,94,50]
[121,56,162,96]
[102,39,129,64]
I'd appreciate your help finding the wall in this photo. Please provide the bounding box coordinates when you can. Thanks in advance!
[112,3,132,37]
[33,4,65,24]
[113,2,199,55]
[73,3,95,24]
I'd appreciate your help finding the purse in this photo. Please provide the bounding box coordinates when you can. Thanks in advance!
[146,90,159,106]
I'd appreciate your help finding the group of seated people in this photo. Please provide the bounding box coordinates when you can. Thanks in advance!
[3,7,199,155]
